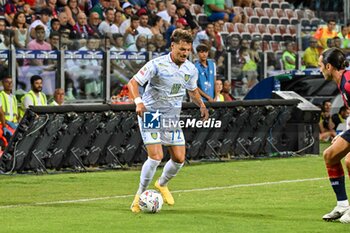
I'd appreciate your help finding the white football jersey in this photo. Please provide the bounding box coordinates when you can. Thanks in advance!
[134,53,198,115]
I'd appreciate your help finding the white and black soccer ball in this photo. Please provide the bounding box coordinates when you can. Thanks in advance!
[139,190,163,213]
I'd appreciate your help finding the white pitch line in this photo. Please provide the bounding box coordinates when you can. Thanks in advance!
[0,177,326,209]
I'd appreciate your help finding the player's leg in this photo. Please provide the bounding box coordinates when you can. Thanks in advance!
[131,143,163,212]
[322,134,350,221]
[155,145,186,205]
[339,153,350,223]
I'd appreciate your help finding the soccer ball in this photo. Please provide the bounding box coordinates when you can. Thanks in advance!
[139,190,163,213]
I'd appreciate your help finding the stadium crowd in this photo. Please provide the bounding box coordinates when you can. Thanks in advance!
[0,0,346,96]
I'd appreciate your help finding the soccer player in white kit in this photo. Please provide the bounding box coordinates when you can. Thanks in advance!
[128,29,209,213]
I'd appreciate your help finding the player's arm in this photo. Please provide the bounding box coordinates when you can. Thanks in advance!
[127,78,146,117]
[188,88,209,121]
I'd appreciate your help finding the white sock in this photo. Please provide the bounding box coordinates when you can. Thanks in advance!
[137,157,161,195]
[337,200,349,207]
[158,160,184,186]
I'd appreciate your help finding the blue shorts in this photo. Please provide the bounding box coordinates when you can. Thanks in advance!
[208,12,235,22]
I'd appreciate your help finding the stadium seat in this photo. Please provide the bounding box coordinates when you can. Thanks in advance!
[264,8,274,18]
[270,17,280,25]
[224,22,235,32]
[270,2,280,9]
[295,9,305,20]
[249,16,259,24]
[234,23,246,33]
[251,32,262,40]
[304,9,315,20]
[244,7,255,17]
[241,32,252,41]
[280,2,291,9]
[274,8,285,18]
[257,24,267,34]
[267,24,277,34]
[287,25,296,35]
[219,32,229,43]
[229,32,241,40]
[310,18,321,27]
[300,18,311,28]
[282,33,293,42]
[279,17,290,25]
[272,33,282,42]
[254,7,266,17]
[254,0,262,7]
[196,13,208,28]
[233,6,244,14]
[246,23,257,33]
[262,33,273,42]
[260,16,270,24]
[277,24,287,34]
[285,9,295,19]
[290,17,299,25]
[261,1,270,9]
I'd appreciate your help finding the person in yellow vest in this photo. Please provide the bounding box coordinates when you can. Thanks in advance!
[0,76,19,147]
[21,75,47,116]
[214,79,224,101]
[303,38,319,68]
[314,19,337,50]
[282,41,296,70]
[49,88,65,106]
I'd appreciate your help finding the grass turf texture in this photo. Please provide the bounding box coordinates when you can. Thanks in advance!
[1,145,349,232]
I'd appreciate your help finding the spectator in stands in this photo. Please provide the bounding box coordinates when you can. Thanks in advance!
[124,15,140,48]
[334,37,342,49]
[204,0,239,23]
[21,75,47,113]
[49,31,60,50]
[327,38,335,48]
[4,0,19,25]
[314,19,337,50]
[64,0,82,27]
[118,2,135,34]
[193,23,216,57]
[50,18,61,33]
[49,88,65,105]
[144,0,157,15]
[222,80,234,101]
[249,39,261,66]
[98,8,119,37]
[150,15,164,36]
[58,12,73,33]
[60,29,74,50]
[23,3,34,25]
[129,0,146,11]
[175,3,198,30]
[92,0,111,20]
[28,8,52,41]
[337,25,349,49]
[319,99,336,142]
[152,33,167,52]
[12,12,29,49]
[114,10,124,28]
[88,12,101,35]
[214,79,224,101]
[303,38,319,68]
[137,13,153,39]
[240,47,258,90]
[332,106,350,131]
[156,0,166,12]
[213,20,225,60]
[194,43,215,102]
[127,34,147,51]
[157,3,176,28]
[165,17,188,48]
[47,0,59,19]
[282,41,296,70]
[112,33,125,51]
[27,25,52,66]
[109,0,123,12]
[73,12,96,39]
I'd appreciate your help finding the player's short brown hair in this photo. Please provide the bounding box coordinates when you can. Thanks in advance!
[171,29,193,44]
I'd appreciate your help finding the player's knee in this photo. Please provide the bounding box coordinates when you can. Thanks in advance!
[172,155,185,164]
[323,148,336,165]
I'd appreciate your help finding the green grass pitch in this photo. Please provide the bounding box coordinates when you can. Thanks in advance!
[1,145,349,232]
